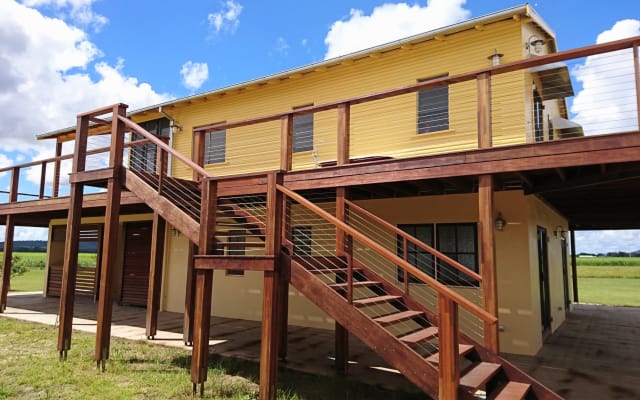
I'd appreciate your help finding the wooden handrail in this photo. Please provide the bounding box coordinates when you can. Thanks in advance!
[277,184,497,324]
[194,35,640,134]
[118,116,211,180]
[345,199,483,283]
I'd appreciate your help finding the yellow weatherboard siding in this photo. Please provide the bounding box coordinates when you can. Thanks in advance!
[169,18,527,179]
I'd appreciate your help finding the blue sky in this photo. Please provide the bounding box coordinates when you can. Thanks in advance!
[0,0,639,252]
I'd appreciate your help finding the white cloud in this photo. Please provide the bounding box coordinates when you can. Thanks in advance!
[274,37,289,55]
[0,0,171,156]
[575,230,640,254]
[323,0,470,59]
[570,19,640,135]
[208,0,243,34]
[20,0,108,30]
[180,61,209,91]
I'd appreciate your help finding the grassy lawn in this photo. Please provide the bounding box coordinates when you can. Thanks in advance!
[0,318,420,400]
[577,258,640,307]
[9,268,45,292]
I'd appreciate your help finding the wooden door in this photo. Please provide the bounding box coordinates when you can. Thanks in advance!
[537,227,552,337]
[120,222,152,306]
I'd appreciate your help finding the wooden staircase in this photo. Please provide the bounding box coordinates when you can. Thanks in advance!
[288,253,561,400]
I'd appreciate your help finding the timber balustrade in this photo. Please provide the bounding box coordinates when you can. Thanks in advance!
[192,36,640,173]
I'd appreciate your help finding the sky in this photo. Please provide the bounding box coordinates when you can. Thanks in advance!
[0,0,639,253]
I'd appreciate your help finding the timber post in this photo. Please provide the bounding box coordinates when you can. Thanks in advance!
[94,103,127,370]
[52,141,63,198]
[438,295,460,400]
[0,168,19,312]
[57,112,90,360]
[259,172,286,400]
[570,230,579,303]
[334,186,350,374]
[146,213,166,339]
[184,242,196,345]
[190,177,217,396]
[280,115,293,171]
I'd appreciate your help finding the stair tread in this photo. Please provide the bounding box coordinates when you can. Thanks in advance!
[374,310,424,326]
[353,295,402,307]
[308,267,361,275]
[426,344,475,364]
[460,362,502,390]
[494,382,531,400]
[399,327,439,345]
[328,280,380,289]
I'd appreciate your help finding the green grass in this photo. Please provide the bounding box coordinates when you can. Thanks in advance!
[577,265,640,279]
[576,256,640,266]
[577,278,640,307]
[9,268,45,292]
[0,252,97,268]
[0,318,421,400]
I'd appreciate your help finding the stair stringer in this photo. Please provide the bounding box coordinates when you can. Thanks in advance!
[289,256,445,398]
[353,260,563,400]
[123,169,200,244]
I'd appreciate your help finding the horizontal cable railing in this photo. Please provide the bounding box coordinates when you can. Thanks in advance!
[278,185,497,357]
[216,194,267,256]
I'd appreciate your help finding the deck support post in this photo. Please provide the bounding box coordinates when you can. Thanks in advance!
[94,104,127,370]
[570,230,579,303]
[146,213,166,339]
[334,186,350,374]
[438,295,460,400]
[57,113,90,360]
[190,178,218,394]
[0,167,18,312]
[184,242,196,345]
[479,174,499,352]
[259,172,285,400]
[280,115,293,171]
[633,44,640,130]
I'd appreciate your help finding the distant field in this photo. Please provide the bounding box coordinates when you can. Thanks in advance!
[577,257,640,307]
[0,252,97,268]
[576,256,640,266]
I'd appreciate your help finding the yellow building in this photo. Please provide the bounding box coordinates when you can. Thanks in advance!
[2,4,639,399]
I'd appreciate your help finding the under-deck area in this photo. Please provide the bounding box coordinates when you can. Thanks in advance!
[2,293,638,400]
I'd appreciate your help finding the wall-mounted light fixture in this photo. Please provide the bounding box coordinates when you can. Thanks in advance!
[525,34,546,56]
[488,49,504,66]
[553,226,567,239]
[495,212,506,231]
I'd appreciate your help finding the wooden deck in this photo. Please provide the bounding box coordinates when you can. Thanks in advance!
[3,293,639,399]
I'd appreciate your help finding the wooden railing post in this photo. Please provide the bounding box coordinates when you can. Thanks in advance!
[156,138,168,194]
[94,103,127,370]
[337,103,350,165]
[477,72,492,149]
[335,187,350,374]
[259,172,285,400]
[0,167,19,312]
[39,162,47,199]
[58,112,90,360]
[193,131,205,175]
[191,177,217,395]
[280,115,293,171]
[438,295,460,400]
[633,43,640,131]
[479,174,499,352]
[52,141,62,198]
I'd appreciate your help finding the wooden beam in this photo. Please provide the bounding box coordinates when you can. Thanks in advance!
[334,186,349,374]
[280,115,293,171]
[634,44,640,130]
[39,162,47,199]
[57,113,89,360]
[146,213,166,340]
[438,295,460,400]
[478,175,499,353]
[259,172,285,400]
[69,168,115,184]
[477,72,492,149]
[94,103,127,370]
[194,256,275,271]
[570,230,579,303]
[193,131,205,176]
[337,103,350,166]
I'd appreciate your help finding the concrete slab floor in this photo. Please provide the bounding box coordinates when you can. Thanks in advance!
[3,293,640,399]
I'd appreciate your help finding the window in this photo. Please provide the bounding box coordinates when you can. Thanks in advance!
[131,118,170,172]
[397,223,478,286]
[292,226,312,256]
[204,130,226,164]
[293,106,314,152]
[417,78,449,134]
[226,229,245,276]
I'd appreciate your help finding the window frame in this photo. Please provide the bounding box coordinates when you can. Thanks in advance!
[417,76,450,134]
[292,104,314,153]
[397,223,478,286]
